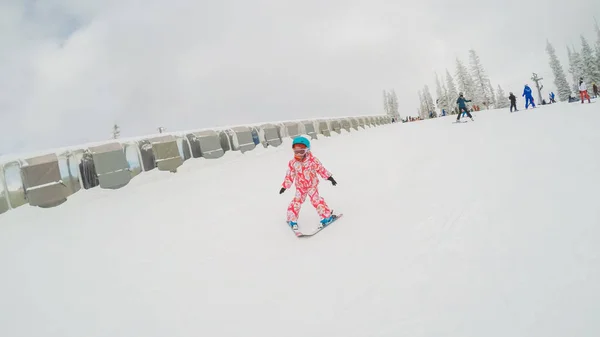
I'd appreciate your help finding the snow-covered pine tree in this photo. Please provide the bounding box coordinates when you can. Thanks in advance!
[468,50,492,108]
[383,89,400,118]
[487,79,497,108]
[389,90,400,118]
[435,72,447,114]
[455,58,476,104]
[445,69,459,114]
[566,46,576,92]
[435,73,443,103]
[418,90,426,119]
[546,40,572,101]
[442,81,451,115]
[496,85,509,108]
[580,35,600,84]
[382,90,389,115]
[567,45,584,93]
[423,85,436,118]
[112,124,120,139]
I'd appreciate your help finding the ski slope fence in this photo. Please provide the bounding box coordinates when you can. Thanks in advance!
[0,115,395,217]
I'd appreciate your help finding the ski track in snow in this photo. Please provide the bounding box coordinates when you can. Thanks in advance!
[1,102,600,337]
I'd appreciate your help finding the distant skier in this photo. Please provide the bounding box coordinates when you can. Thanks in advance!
[522,84,536,109]
[456,93,474,122]
[579,78,591,103]
[509,92,518,112]
[279,136,338,230]
[568,94,578,103]
[593,82,599,98]
[549,92,556,103]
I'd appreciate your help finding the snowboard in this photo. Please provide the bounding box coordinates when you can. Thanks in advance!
[290,213,343,238]
[453,120,470,124]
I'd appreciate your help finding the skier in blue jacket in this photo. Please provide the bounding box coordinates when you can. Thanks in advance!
[522,84,536,109]
[456,92,474,122]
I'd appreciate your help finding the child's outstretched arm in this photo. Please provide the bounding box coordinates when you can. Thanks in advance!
[313,157,332,180]
[281,161,296,190]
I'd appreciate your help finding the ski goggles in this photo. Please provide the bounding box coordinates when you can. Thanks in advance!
[293,148,309,155]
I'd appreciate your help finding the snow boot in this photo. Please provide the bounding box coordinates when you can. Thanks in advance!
[318,215,336,228]
[288,221,298,230]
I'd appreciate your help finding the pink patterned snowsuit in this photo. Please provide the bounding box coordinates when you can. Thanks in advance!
[282,152,332,223]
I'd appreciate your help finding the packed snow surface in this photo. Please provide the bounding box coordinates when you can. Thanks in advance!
[1,102,599,337]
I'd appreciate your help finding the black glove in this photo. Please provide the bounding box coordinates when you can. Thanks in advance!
[327,176,337,186]
[279,187,286,194]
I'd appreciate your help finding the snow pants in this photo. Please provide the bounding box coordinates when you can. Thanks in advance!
[286,186,331,223]
[510,101,517,112]
[457,107,472,120]
[525,96,535,109]
[580,90,591,103]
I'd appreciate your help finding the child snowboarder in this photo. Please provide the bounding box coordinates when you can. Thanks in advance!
[279,136,338,230]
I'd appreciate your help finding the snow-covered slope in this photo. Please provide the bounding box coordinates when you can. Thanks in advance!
[1,102,599,337]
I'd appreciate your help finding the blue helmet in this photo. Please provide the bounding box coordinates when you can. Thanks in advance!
[292,136,310,149]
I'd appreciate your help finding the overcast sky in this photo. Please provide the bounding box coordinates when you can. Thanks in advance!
[1,0,599,155]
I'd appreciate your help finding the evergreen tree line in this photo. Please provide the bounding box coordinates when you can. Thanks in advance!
[382,89,401,120]
[410,20,600,119]
[546,21,600,101]
[417,49,509,119]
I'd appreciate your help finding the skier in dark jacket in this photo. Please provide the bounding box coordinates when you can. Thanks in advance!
[509,92,517,112]
[456,93,474,122]
[593,82,599,98]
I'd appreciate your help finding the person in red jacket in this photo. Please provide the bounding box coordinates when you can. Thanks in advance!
[279,136,337,230]
[579,78,591,103]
